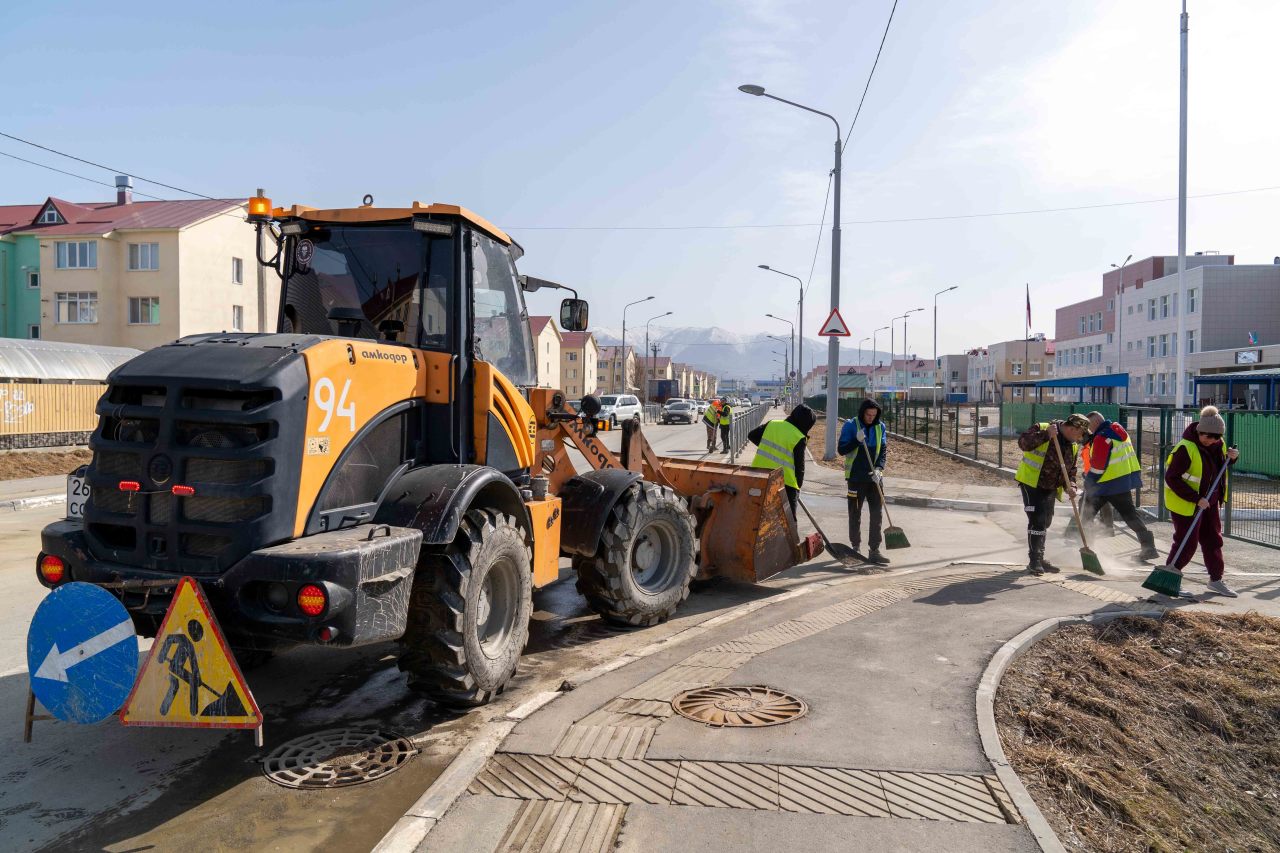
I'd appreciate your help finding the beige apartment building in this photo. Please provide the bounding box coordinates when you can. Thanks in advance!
[967,337,1056,402]
[530,315,563,388]
[15,181,266,349]
[560,331,599,399]
[597,345,637,394]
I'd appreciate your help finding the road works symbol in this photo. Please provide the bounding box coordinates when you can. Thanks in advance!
[817,308,851,337]
[28,582,140,724]
[121,577,261,729]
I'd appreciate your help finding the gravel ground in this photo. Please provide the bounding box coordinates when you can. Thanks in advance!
[809,417,1012,487]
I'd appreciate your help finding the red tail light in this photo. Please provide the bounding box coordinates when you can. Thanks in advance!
[118,481,141,492]
[171,485,195,496]
[39,554,66,585]
[297,584,327,617]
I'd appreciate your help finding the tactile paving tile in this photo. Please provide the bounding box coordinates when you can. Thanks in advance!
[778,765,892,817]
[982,774,1022,824]
[468,753,584,801]
[878,771,1009,823]
[672,760,780,811]
[600,697,674,718]
[701,638,779,655]
[568,758,680,805]
[1042,576,1140,603]
[618,665,734,702]
[735,619,829,649]
[679,650,756,669]
[553,725,654,760]
[575,709,666,729]
[497,799,626,853]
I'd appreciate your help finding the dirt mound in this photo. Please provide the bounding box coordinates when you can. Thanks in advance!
[809,417,1011,487]
[0,448,91,481]
[996,611,1280,852]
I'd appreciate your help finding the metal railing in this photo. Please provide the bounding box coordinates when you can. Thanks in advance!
[727,404,770,463]
[643,404,661,423]
[878,399,1280,550]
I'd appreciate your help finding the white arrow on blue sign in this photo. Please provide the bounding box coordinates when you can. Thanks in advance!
[27,582,140,724]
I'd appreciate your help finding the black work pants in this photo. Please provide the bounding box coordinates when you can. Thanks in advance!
[847,481,883,551]
[719,425,730,452]
[1020,483,1056,554]
[1083,490,1150,538]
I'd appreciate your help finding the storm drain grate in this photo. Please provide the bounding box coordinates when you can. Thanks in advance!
[262,728,417,788]
[672,685,808,727]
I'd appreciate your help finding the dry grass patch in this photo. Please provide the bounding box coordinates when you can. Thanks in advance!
[0,447,91,481]
[996,611,1280,852]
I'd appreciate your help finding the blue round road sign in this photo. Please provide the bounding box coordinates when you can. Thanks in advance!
[27,583,139,724]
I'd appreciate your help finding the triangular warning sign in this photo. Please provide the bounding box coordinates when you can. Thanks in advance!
[818,308,852,337]
[121,577,261,729]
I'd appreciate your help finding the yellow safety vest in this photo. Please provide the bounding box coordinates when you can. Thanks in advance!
[1014,423,1054,489]
[719,407,732,426]
[703,406,717,425]
[1163,438,1228,517]
[843,422,885,478]
[750,420,803,488]
[1096,436,1142,484]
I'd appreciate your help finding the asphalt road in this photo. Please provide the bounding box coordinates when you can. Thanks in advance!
[0,415,771,853]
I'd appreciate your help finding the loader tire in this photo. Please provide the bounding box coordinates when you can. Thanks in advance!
[399,509,532,707]
[572,482,697,627]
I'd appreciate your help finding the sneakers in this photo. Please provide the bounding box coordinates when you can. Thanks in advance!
[1205,580,1239,598]
[867,549,890,566]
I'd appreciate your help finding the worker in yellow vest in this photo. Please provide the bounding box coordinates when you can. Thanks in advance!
[1163,406,1240,596]
[703,399,722,452]
[1014,414,1088,575]
[748,404,816,514]
[1080,411,1159,562]
[717,399,733,453]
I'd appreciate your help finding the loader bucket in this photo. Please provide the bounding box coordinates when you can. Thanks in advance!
[655,457,807,584]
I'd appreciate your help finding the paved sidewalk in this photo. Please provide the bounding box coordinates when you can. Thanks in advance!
[0,474,67,511]
[418,500,1280,853]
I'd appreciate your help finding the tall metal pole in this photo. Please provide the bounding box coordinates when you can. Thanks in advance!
[758,266,804,405]
[858,337,869,366]
[932,286,957,408]
[622,296,654,394]
[1175,0,1189,409]
[1111,255,1131,402]
[643,310,671,406]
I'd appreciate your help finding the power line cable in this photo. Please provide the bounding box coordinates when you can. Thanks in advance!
[842,0,899,155]
[803,172,834,301]
[1,151,173,202]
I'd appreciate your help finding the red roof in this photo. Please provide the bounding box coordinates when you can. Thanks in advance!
[560,331,596,349]
[598,345,634,359]
[11,197,245,236]
[529,315,554,336]
[0,205,43,236]
[648,356,672,368]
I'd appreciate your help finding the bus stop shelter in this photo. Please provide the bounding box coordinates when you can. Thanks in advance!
[1002,373,1130,404]
[1194,368,1280,410]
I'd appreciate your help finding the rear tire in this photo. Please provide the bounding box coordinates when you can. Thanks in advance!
[399,510,532,707]
[572,482,697,627]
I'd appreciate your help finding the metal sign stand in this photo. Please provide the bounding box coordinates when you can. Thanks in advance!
[23,688,53,743]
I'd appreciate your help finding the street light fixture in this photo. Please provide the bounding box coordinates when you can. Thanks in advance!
[643,310,673,407]
[759,265,805,398]
[858,336,870,366]
[932,286,959,407]
[742,85,843,459]
[765,313,796,405]
[1110,254,1132,399]
[621,295,654,394]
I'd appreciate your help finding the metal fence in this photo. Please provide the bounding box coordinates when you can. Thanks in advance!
[880,399,1280,550]
[727,404,770,463]
[643,404,661,423]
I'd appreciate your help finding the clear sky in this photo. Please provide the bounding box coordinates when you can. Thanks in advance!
[5,0,1278,358]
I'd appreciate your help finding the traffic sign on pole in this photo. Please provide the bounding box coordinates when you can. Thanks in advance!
[28,583,139,724]
[121,577,261,730]
[818,308,851,337]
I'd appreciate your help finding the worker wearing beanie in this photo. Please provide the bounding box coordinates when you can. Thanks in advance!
[1163,405,1241,596]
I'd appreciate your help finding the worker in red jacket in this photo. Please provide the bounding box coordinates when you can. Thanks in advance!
[1080,412,1159,562]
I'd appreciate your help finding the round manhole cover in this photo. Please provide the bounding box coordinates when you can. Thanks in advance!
[263,729,417,789]
[672,685,808,727]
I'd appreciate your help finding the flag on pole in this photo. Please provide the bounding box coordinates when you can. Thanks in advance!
[1025,284,1031,332]
[1248,331,1258,345]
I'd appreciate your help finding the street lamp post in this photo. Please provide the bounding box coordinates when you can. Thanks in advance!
[759,266,804,402]
[893,309,924,393]
[742,85,842,459]
[1110,254,1132,403]
[643,311,673,407]
[858,336,870,366]
[872,325,890,392]
[621,295,654,394]
[766,313,795,405]
[932,286,958,407]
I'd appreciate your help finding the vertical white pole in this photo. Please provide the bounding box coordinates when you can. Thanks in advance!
[1175,1,1189,409]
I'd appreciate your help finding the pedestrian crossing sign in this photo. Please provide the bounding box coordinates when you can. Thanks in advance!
[818,308,851,337]
[121,577,261,729]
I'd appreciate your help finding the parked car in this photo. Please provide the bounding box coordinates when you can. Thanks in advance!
[696,400,709,414]
[597,394,643,425]
[661,400,697,424]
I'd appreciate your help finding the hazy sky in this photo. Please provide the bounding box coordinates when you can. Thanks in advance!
[5,0,1278,358]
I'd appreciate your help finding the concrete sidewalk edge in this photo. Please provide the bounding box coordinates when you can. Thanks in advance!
[3,493,63,513]
[975,608,1164,853]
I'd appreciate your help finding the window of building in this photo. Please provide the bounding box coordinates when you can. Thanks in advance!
[567,352,577,361]
[128,242,160,271]
[55,241,97,269]
[1078,317,1086,334]
[1147,336,1156,358]
[1148,299,1156,320]
[1187,288,1197,313]
[40,207,62,224]
[1107,299,1114,312]
[128,296,160,325]
[1158,373,1168,396]
[1011,361,1023,376]
[232,257,244,285]
[1127,305,1133,315]
[232,305,244,331]
[1160,295,1169,318]
[1186,329,1196,354]
[1126,341,1132,351]
[1186,372,1195,398]
[1146,374,1154,395]
[1159,334,1168,357]
[568,368,577,379]
[1085,348,1093,365]
[28,324,39,339]
[26,272,39,289]
[1030,361,1041,376]
[55,291,98,323]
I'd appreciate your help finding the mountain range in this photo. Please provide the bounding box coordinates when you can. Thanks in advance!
[590,325,898,381]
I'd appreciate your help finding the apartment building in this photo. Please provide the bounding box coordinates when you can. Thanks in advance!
[596,345,636,394]
[967,337,1055,402]
[2,178,262,348]
[937,353,970,399]
[530,315,563,388]
[560,331,599,399]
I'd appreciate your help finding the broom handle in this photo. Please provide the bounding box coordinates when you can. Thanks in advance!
[858,433,896,528]
[1167,453,1232,568]
[796,496,834,549]
[1049,427,1089,550]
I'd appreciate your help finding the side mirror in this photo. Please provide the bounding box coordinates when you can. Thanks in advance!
[560,298,589,332]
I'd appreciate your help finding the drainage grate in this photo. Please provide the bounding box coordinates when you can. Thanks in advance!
[672,685,808,727]
[262,729,417,788]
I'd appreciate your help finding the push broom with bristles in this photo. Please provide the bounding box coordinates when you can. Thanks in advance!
[860,440,909,549]
[1142,459,1231,597]
[1050,433,1103,575]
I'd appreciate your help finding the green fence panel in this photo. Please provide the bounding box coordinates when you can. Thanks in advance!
[1231,412,1280,477]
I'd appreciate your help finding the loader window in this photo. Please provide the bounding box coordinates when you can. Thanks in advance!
[471,232,535,386]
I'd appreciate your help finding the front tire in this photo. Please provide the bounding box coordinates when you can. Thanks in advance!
[399,509,532,707]
[572,482,697,627]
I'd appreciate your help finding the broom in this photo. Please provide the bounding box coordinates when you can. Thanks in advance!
[1049,431,1103,575]
[860,439,909,549]
[1142,457,1231,598]
[795,496,862,567]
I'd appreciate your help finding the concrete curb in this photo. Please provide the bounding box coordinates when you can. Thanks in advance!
[975,608,1165,853]
[373,561,940,852]
[2,493,63,513]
